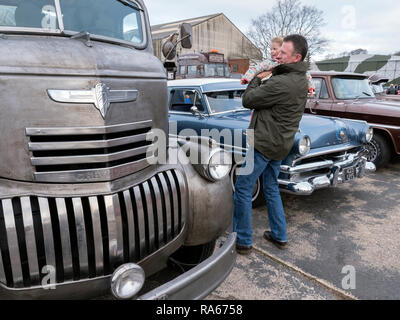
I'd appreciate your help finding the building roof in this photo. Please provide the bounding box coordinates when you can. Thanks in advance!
[151,13,222,40]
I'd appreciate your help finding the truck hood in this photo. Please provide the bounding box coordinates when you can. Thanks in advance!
[0,35,167,182]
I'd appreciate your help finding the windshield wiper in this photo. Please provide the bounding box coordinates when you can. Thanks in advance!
[233,108,249,113]
[353,91,372,103]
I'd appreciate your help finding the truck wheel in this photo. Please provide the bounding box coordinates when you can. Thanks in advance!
[230,163,263,208]
[365,133,392,169]
[168,240,216,272]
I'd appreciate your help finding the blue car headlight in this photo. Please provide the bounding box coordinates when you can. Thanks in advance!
[298,136,311,156]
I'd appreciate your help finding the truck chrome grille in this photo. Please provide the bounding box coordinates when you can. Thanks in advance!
[0,170,186,289]
[26,121,154,183]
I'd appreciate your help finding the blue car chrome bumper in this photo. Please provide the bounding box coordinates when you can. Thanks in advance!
[279,151,376,195]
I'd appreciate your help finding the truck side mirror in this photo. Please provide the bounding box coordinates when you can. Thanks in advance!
[180,23,192,49]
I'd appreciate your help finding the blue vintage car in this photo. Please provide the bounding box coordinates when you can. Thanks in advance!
[168,79,376,205]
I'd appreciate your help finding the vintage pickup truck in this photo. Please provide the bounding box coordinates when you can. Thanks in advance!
[307,71,400,168]
[0,0,236,300]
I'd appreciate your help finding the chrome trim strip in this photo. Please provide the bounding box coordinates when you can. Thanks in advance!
[33,157,153,183]
[370,123,400,130]
[26,121,153,136]
[143,182,155,252]
[20,197,40,283]
[166,171,180,236]
[30,145,152,166]
[281,160,334,174]
[123,190,136,261]
[0,247,5,285]
[150,177,164,247]
[0,27,61,34]
[104,195,124,267]
[293,145,358,165]
[88,197,104,276]
[158,174,172,241]
[72,198,88,278]
[2,199,23,287]
[29,133,153,151]
[174,170,187,226]
[55,198,73,279]
[38,198,56,277]
[133,186,146,259]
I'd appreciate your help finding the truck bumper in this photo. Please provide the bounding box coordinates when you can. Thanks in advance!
[279,152,376,196]
[139,232,237,300]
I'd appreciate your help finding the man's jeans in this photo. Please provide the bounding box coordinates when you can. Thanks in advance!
[233,149,287,246]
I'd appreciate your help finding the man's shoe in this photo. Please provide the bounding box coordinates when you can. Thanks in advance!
[263,231,287,250]
[236,244,253,255]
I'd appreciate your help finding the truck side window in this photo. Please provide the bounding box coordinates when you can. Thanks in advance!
[169,89,205,113]
[312,78,330,99]
[319,79,330,99]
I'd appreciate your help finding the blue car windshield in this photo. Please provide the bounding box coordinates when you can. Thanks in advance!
[205,90,245,114]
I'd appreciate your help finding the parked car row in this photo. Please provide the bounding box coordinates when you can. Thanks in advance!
[307,72,400,169]
[167,77,378,206]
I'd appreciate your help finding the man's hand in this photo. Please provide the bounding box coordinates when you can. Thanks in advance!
[257,71,272,80]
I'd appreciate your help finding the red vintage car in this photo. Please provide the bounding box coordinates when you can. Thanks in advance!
[306,71,400,168]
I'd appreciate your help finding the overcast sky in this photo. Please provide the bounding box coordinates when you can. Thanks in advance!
[146,0,400,61]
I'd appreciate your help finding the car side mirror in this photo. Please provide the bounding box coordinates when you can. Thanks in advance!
[190,106,198,115]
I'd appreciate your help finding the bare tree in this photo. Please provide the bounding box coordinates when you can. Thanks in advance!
[247,0,328,60]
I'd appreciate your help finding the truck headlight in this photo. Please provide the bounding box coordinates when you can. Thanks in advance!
[208,150,232,181]
[366,127,374,143]
[111,263,145,300]
[298,136,311,156]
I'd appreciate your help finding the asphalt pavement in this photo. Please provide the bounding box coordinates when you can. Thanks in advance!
[208,156,400,300]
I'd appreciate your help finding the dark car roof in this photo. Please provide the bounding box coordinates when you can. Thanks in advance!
[310,71,368,78]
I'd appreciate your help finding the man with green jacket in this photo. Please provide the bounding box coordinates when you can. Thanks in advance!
[234,34,309,254]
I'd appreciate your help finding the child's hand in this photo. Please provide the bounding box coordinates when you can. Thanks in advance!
[256,71,272,80]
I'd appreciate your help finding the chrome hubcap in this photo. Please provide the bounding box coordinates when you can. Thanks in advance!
[231,164,261,202]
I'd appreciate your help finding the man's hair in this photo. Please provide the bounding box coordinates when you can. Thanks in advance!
[283,34,308,61]
[271,36,284,46]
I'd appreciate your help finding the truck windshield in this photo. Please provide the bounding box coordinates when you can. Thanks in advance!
[0,0,144,45]
[331,77,375,100]
[205,90,246,114]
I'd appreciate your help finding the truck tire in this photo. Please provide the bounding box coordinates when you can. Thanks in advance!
[366,133,392,169]
[230,163,263,208]
[169,240,217,272]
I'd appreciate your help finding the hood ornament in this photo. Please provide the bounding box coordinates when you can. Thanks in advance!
[48,83,138,118]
